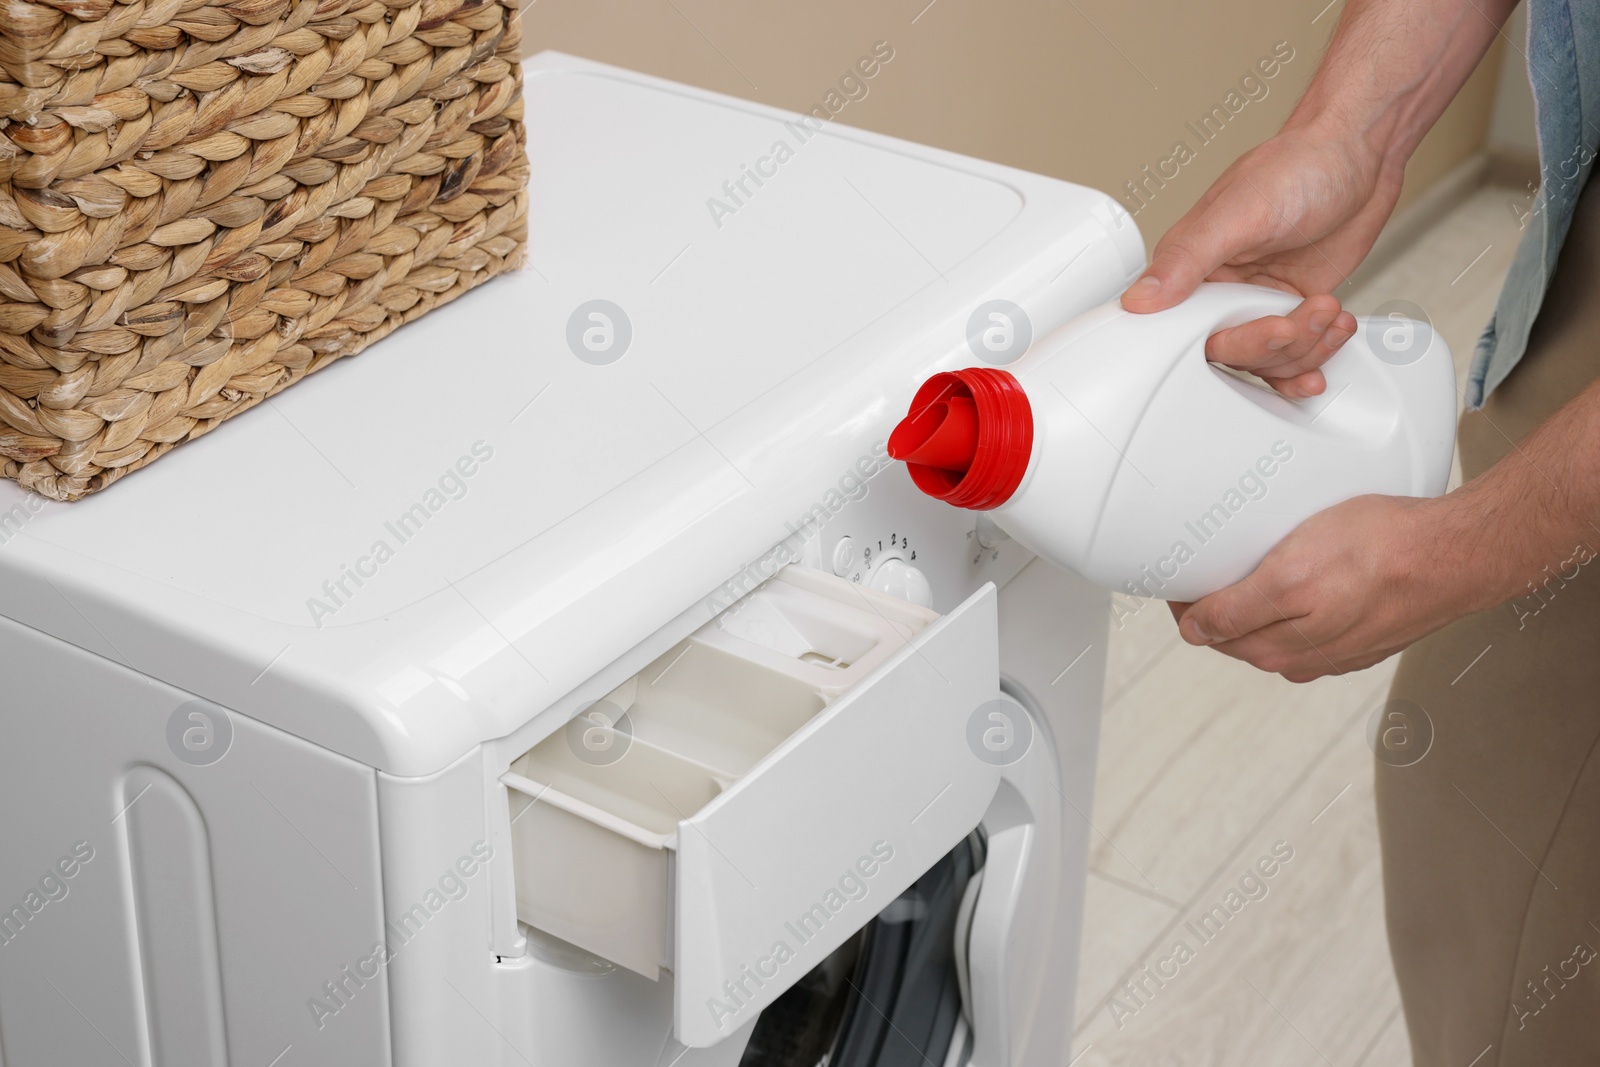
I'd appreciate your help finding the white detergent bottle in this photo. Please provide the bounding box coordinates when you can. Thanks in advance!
[888,282,1458,601]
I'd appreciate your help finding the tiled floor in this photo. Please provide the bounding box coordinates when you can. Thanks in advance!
[1071,184,1528,1065]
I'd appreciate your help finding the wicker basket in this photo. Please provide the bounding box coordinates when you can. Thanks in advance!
[0,0,529,500]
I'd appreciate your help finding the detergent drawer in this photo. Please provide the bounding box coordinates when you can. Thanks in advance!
[501,565,1001,1048]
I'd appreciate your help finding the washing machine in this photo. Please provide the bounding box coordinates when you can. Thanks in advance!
[0,52,1143,1066]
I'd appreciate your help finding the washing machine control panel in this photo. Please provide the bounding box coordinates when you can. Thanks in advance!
[802,463,1034,614]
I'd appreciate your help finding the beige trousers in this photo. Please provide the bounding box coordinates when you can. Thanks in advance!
[1381,179,1600,1066]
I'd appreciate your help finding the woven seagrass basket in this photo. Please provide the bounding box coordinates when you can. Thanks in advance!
[0,0,529,500]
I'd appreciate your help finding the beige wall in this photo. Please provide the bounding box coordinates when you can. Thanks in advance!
[523,0,1505,253]
[1488,4,1537,164]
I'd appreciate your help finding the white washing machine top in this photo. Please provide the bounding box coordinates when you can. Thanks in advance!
[0,52,1142,775]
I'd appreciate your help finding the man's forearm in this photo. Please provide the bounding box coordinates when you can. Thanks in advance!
[1420,377,1600,616]
[1287,0,1516,166]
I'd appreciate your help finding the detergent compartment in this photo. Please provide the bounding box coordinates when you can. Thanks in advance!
[501,565,1003,1047]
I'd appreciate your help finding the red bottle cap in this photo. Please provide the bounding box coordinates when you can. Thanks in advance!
[887,368,1033,510]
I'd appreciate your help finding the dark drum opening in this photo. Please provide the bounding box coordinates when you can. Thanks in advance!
[738,833,984,1067]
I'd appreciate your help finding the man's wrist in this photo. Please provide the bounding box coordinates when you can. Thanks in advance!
[1279,0,1514,183]
[1280,93,1408,179]
[1399,492,1519,619]
[1406,479,1572,619]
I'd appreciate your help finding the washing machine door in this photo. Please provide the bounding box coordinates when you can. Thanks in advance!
[736,686,1069,1067]
[738,835,983,1067]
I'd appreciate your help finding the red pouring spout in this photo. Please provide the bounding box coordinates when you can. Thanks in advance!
[887,367,1034,510]
[888,395,980,473]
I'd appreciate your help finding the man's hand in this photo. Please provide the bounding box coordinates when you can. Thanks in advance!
[1172,367,1600,681]
[1120,127,1392,398]
[1121,0,1516,396]
[1167,495,1480,682]
[1131,0,1535,680]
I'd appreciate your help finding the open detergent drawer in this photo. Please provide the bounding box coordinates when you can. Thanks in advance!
[502,566,1002,1047]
